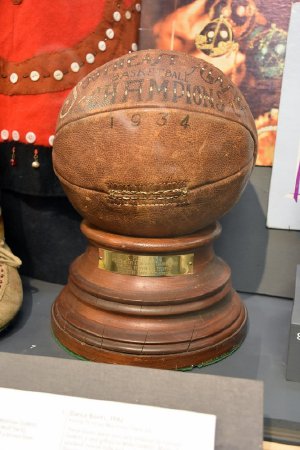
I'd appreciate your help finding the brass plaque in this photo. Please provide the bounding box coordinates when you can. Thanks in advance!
[98,249,194,277]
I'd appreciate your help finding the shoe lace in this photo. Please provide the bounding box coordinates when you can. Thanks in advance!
[0,240,22,268]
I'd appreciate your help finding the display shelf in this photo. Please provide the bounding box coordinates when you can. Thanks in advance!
[0,352,263,450]
[0,277,299,444]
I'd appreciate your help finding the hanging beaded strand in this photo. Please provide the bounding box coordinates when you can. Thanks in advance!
[10,146,16,166]
[32,149,40,168]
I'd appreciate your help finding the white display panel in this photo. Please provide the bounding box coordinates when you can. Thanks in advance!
[0,387,216,450]
[267,2,300,230]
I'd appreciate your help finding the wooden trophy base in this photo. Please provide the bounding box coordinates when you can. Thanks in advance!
[52,221,247,369]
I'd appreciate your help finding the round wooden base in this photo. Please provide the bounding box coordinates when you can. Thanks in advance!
[51,221,247,369]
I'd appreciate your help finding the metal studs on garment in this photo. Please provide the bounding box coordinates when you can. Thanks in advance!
[106,28,114,39]
[53,70,64,81]
[12,130,20,141]
[98,41,106,51]
[113,11,121,21]
[25,131,36,144]
[30,71,40,81]
[49,135,55,146]
[86,53,95,64]
[2,4,141,95]
[10,73,18,84]
[70,62,80,73]
[1,130,9,140]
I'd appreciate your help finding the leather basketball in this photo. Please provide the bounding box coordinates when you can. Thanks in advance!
[53,49,257,237]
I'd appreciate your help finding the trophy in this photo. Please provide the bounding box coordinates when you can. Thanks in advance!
[51,50,257,369]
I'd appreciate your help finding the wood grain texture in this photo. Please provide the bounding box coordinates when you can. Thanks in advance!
[52,221,247,369]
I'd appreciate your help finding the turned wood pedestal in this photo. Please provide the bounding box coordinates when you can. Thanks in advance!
[52,221,247,369]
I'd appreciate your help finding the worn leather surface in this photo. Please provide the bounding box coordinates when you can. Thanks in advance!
[53,49,258,237]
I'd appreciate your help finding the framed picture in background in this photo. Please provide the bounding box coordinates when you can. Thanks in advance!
[139,0,293,167]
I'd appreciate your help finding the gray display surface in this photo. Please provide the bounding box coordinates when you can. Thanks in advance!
[0,277,298,438]
[216,167,300,299]
[0,353,263,450]
[286,265,300,382]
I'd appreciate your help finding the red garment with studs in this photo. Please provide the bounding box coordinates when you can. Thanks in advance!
[0,0,140,147]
